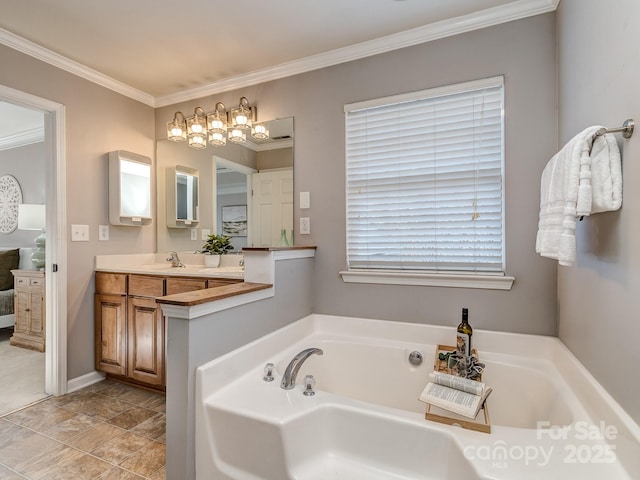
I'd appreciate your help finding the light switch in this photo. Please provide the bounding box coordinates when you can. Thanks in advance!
[98,225,109,241]
[300,217,310,235]
[191,228,198,240]
[71,224,89,242]
[201,228,211,240]
[300,191,310,209]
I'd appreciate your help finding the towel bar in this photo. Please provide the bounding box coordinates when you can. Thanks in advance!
[588,119,634,154]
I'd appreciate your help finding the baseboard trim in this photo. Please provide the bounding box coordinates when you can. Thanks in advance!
[66,370,106,393]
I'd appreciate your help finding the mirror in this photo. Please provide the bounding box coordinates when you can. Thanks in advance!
[109,150,152,226]
[156,117,294,253]
[167,165,199,227]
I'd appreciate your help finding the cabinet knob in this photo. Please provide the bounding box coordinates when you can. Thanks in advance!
[25,308,30,312]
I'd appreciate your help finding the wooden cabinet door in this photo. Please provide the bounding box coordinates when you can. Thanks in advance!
[127,296,164,387]
[94,293,127,375]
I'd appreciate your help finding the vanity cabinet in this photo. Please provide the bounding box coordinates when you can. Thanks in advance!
[95,271,240,390]
[10,270,45,352]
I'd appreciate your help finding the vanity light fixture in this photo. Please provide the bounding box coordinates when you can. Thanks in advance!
[187,107,207,149]
[167,96,268,148]
[167,111,187,142]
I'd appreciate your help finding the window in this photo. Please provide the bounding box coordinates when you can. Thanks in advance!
[342,76,513,289]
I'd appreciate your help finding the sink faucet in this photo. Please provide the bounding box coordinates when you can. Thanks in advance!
[281,348,323,390]
[166,251,184,267]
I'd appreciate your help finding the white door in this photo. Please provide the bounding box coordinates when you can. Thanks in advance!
[251,169,293,246]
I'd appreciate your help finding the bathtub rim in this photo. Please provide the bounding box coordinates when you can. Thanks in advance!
[197,313,640,444]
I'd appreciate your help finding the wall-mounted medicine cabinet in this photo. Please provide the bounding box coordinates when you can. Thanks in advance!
[167,165,199,228]
[108,150,153,226]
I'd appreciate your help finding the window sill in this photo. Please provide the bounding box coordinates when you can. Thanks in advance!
[339,270,515,291]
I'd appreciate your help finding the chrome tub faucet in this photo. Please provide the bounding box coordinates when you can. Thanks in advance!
[166,251,184,267]
[281,347,323,390]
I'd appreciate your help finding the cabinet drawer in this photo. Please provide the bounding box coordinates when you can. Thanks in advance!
[129,275,165,297]
[14,274,45,289]
[166,277,207,296]
[96,272,127,294]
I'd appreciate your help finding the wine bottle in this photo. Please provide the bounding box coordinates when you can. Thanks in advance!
[456,308,472,357]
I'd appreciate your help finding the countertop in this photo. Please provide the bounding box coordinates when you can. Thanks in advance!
[94,264,244,279]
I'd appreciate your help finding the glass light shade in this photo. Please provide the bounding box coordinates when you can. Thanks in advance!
[251,123,269,140]
[187,115,206,136]
[167,113,187,142]
[207,115,227,134]
[188,133,207,149]
[208,130,227,146]
[231,109,251,129]
[231,97,253,130]
[229,128,246,143]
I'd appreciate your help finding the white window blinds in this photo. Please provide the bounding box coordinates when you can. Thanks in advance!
[345,76,505,273]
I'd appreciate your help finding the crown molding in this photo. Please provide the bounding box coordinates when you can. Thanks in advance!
[0,28,156,107]
[155,0,558,107]
[0,126,44,151]
[1,0,558,108]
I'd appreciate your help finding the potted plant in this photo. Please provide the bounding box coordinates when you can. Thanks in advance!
[201,234,234,267]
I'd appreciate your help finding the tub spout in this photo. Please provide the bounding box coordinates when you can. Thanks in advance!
[280,348,323,390]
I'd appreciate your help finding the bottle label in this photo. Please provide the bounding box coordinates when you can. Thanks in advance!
[456,332,471,357]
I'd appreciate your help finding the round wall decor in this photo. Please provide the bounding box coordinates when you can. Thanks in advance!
[0,175,23,233]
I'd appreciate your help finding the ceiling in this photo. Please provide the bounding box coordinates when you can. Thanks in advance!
[0,0,557,107]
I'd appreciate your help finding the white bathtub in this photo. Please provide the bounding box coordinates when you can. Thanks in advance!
[196,314,640,479]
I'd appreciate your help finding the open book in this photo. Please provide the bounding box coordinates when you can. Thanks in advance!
[419,371,492,419]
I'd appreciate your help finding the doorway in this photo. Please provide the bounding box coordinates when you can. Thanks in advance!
[0,84,67,406]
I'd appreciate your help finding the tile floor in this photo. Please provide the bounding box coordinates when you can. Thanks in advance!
[0,380,165,479]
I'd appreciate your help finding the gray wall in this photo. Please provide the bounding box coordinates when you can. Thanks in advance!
[0,141,46,247]
[557,0,640,424]
[156,12,559,336]
[0,43,155,380]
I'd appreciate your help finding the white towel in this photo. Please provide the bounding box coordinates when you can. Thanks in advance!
[590,132,622,213]
[536,126,622,266]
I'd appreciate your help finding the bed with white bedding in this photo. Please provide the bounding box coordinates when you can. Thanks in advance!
[0,247,36,329]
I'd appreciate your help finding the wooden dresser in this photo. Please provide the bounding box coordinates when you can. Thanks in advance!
[10,270,45,352]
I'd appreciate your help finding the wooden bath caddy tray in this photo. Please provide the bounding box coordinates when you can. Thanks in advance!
[424,344,491,434]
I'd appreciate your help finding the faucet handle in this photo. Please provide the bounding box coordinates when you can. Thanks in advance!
[303,375,316,396]
[263,363,275,382]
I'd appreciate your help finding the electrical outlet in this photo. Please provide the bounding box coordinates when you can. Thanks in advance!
[98,225,109,241]
[71,224,89,242]
[201,228,211,240]
[300,217,310,235]
[191,228,198,240]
